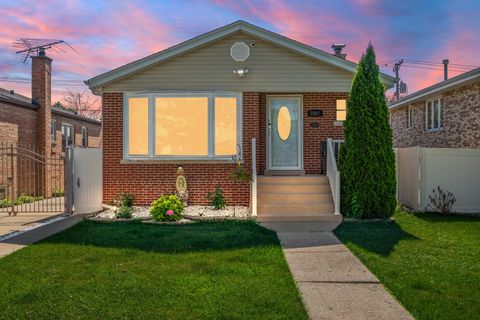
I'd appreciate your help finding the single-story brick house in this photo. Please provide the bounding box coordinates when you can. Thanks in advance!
[86,20,394,221]
[389,67,480,148]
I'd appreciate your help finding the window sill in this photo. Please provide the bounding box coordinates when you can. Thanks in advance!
[333,121,344,126]
[121,159,242,165]
[425,128,444,133]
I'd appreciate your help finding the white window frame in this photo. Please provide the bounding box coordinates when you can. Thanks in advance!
[335,99,347,122]
[51,119,57,142]
[406,105,412,128]
[425,97,443,131]
[61,123,74,151]
[123,91,243,161]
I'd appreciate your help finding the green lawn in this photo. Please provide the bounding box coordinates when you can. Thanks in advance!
[0,220,307,320]
[334,212,480,320]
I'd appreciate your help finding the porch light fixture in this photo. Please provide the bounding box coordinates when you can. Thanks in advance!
[233,68,248,78]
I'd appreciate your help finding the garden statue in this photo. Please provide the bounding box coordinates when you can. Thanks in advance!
[175,166,189,206]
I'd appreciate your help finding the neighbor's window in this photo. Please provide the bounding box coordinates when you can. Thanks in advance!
[426,98,443,130]
[407,105,412,128]
[81,127,88,147]
[336,99,347,121]
[125,93,241,159]
[61,124,73,152]
[51,119,57,142]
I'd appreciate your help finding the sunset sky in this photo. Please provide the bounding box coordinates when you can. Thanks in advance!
[1,0,479,107]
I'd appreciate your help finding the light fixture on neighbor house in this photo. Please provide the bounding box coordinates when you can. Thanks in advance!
[233,68,249,78]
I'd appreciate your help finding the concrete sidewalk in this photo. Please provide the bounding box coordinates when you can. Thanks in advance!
[265,223,413,320]
[0,214,86,258]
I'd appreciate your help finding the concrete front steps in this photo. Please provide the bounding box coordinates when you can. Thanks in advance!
[256,175,341,224]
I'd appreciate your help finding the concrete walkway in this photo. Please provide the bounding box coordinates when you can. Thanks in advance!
[0,214,86,258]
[263,223,413,320]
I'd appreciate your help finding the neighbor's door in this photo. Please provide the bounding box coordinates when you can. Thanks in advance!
[267,96,303,171]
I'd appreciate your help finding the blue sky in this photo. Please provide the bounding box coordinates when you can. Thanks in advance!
[0,0,479,104]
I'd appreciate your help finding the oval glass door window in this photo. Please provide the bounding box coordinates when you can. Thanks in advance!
[277,106,291,141]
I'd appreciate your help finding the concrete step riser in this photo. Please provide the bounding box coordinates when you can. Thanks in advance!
[258,204,335,215]
[258,176,329,185]
[257,215,342,223]
[257,184,331,194]
[259,221,342,232]
[258,193,333,204]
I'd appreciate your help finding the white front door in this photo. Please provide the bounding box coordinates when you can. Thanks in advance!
[267,96,303,171]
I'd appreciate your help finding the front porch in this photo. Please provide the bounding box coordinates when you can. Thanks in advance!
[251,138,343,225]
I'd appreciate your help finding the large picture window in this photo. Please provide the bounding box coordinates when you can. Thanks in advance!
[155,97,209,156]
[124,93,241,160]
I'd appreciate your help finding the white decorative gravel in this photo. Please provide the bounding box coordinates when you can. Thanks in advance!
[95,205,250,220]
[183,205,250,218]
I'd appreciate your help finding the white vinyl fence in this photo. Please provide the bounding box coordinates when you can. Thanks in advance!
[69,148,102,214]
[395,147,480,213]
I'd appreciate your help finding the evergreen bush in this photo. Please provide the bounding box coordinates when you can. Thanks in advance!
[339,44,397,219]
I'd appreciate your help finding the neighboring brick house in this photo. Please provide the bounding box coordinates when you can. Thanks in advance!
[0,64,101,153]
[0,52,101,199]
[86,21,394,221]
[389,67,480,148]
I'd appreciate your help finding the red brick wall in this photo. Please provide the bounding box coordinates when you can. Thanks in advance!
[257,93,347,175]
[0,101,38,146]
[102,92,259,206]
[102,92,344,206]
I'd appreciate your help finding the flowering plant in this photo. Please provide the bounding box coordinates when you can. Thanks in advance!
[150,194,184,222]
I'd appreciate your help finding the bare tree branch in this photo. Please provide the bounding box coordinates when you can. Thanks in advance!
[61,88,101,120]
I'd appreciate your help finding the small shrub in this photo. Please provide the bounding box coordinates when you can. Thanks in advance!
[428,186,456,214]
[348,194,363,219]
[119,192,135,207]
[52,189,65,197]
[116,205,133,219]
[150,194,184,222]
[14,195,43,205]
[207,186,227,210]
[0,198,12,208]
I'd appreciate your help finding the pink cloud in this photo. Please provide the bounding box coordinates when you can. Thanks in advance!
[0,1,179,110]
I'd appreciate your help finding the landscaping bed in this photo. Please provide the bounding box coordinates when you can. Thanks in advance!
[334,212,480,320]
[94,205,250,221]
[0,220,307,319]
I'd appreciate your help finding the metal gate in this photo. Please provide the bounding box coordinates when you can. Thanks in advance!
[0,143,65,216]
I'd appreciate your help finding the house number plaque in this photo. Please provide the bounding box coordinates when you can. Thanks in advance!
[307,109,323,117]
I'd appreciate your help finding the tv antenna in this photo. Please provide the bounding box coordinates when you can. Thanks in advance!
[12,38,78,63]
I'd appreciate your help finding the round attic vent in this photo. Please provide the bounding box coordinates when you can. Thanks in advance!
[230,42,250,62]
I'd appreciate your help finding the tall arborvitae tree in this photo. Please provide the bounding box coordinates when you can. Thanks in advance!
[339,44,396,219]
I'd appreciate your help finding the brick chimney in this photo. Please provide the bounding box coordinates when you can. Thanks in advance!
[32,48,52,157]
[31,48,52,197]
